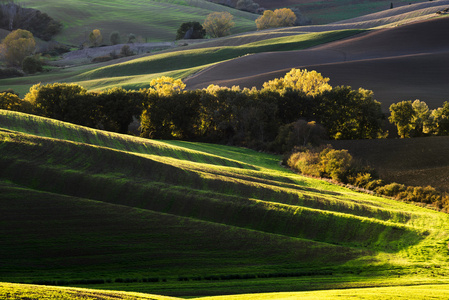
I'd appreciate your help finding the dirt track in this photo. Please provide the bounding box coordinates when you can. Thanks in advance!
[185,17,449,110]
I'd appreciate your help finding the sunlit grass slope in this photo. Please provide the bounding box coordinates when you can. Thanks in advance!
[21,0,258,44]
[4,282,449,300]
[0,282,180,300]
[1,110,449,296]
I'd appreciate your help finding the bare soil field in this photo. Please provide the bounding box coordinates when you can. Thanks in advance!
[331,136,449,192]
[185,16,449,110]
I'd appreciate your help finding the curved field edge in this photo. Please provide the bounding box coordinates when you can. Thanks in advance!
[0,282,180,300]
[74,29,365,81]
[4,282,449,299]
[198,283,449,299]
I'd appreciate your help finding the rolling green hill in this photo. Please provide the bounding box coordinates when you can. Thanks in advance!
[20,0,258,44]
[1,109,449,297]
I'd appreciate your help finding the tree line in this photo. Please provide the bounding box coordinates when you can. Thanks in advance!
[0,69,386,152]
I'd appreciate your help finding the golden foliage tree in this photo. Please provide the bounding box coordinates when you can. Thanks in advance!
[255,8,297,30]
[203,12,235,38]
[262,68,332,97]
[1,29,36,67]
[89,29,103,47]
[149,76,186,96]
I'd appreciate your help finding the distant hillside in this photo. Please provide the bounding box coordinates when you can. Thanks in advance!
[20,0,258,44]
[1,109,449,296]
[185,16,449,110]
[207,0,428,24]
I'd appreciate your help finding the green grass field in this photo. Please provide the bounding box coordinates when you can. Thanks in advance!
[1,109,449,298]
[21,0,258,44]
[3,282,449,299]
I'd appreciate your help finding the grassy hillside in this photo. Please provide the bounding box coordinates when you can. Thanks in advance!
[21,0,258,44]
[4,282,449,299]
[1,109,449,297]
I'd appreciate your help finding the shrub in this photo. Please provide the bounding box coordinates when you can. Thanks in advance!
[0,67,24,78]
[22,55,43,74]
[120,45,133,56]
[319,148,353,182]
[375,182,406,197]
[0,91,22,110]
[110,31,121,45]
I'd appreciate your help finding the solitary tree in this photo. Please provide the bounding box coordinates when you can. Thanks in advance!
[1,29,35,66]
[176,21,206,40]
[203,12,234,38]
[89,29,102,47]
[255,8,296,30]
[109,31,121,45]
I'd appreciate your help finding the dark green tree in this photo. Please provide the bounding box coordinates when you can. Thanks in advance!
[389,100,415,138]
[318,86,385,139]
[176,22,206,40]
[96,87,143,134]
[109,31,121,45]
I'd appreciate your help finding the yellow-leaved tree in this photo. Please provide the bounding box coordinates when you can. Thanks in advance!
[255,8,296,30]
[203,12,235,38]
[262,68,332,96]
[149,76,186,96]
[1,29,36,67]
[89,29,103,47]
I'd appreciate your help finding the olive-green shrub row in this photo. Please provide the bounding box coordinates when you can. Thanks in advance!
[286,146,449,212]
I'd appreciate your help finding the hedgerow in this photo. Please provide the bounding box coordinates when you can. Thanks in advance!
[3,70,386,151]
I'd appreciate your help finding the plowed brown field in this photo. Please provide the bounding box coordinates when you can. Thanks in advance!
[331,136,449,192]
[185,17,449,110]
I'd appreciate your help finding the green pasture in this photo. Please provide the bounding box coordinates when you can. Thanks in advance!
[1,110,449,296]
[21,0,258,44]
[4,281,449,299]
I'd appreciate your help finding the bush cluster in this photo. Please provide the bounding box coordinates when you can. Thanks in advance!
[286,146,449,212]
[0,67,24,79]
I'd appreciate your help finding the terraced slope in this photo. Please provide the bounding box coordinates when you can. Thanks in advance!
[1,109,449,296]
[185,16,449,110]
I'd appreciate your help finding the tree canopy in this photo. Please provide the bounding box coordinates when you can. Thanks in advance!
[1,29,35,67]
[203,12,234,38]
[176,22,206,40]
[255,8,297,30]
